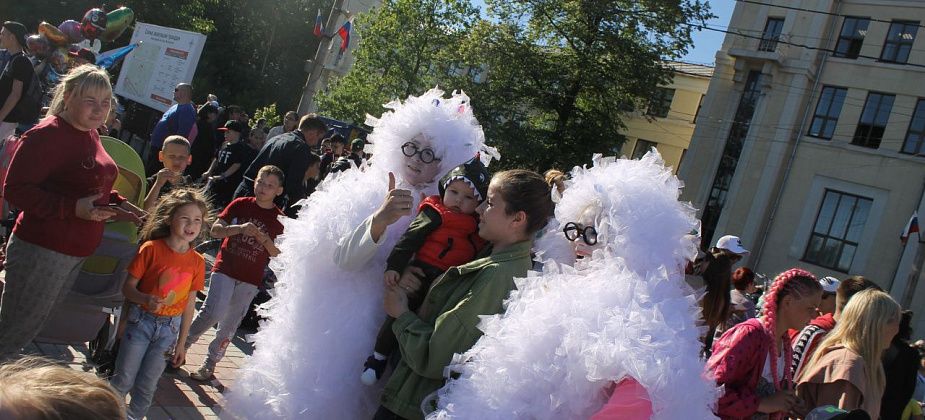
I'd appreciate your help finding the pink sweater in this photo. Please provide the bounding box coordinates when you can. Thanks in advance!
[707,318,773,419]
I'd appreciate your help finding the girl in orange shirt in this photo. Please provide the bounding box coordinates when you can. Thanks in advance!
[110,189,211,420]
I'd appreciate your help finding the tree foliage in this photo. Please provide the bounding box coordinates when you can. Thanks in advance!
[6,0,326,118]
[315,0,480,124]
[456,0,712,171]
[319,0,711,171]
[253,103,282,128]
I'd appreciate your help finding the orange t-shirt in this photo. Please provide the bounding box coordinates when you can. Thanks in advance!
[127,239,206,317]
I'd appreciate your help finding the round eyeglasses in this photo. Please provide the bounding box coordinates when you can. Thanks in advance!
[401,142,441,164]
[563,222,598,246]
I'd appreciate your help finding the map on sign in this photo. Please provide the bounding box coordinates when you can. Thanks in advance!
[115,23,206,112]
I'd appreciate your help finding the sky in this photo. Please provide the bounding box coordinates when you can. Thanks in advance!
[467,0,735,67]
[681,1,736,65]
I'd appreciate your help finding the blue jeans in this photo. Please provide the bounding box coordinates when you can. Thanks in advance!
[110,304,181,420]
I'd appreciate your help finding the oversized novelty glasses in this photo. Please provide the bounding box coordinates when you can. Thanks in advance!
[563,222,598,246]
[401,142,441,164]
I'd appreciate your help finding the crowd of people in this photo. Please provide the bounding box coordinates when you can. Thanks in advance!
[0,17,924,420]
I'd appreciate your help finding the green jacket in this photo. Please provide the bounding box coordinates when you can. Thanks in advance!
[380,240,534,419]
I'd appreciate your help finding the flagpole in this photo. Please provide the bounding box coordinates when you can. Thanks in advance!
[297,0,349,114]
[888,178,925,296]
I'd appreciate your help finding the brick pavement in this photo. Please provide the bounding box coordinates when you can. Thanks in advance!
[21,295,254,420]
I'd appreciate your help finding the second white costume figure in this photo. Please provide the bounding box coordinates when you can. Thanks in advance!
[429,152,720,419]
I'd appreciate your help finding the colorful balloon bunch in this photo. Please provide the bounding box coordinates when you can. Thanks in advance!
[25,7,135,72]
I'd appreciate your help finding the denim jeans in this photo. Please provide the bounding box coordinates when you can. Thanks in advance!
[185,272,258,366]
[110,304,181,420]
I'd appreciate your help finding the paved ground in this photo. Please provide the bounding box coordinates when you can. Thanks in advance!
[20,289,254,419]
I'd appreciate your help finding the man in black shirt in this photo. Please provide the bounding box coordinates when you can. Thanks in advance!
[234,115,326,217]
[0,21,34,139]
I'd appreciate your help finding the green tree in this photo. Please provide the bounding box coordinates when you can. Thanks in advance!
[7,0,324,118]
[452,0,712,171]
[315,0,480,124]
[253,103,282,128]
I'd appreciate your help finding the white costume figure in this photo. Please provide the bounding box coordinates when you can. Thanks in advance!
[429,152,719,419]
[223,88,496,419]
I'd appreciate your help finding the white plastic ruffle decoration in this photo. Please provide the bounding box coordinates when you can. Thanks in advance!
[428,151,719,420]
[222,88,494,419]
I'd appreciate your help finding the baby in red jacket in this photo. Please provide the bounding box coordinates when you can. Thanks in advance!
[360,155,490,385]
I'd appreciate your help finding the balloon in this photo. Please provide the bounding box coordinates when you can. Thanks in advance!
[80,8,107,40]
[38,21,70,47]
[25,34,51,58]
[58,19,84,43]
[100,7,134,42]
[78,38,102,53]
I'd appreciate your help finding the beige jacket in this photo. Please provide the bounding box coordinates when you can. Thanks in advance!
[797,345,881,416]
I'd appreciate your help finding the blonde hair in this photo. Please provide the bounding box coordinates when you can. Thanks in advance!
[543,169,566,187]
[257,164,285,184]
[0,356,125,419]
[162,135,191,152]
[140,188,212,243]
[798,289,900,394]
[46,64,112,117]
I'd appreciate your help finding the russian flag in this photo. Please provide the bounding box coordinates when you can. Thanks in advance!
[313,9,323,37]
[901,211,920,245]
[337,19,352,52]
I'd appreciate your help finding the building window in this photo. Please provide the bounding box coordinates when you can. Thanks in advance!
[808,86,847,139]
[852,92,894,149]
[834,17,870,59]
[631,139,657,159]
[902,99,925,155]
[803,190,872,272]
[693,95,704,123]
[646,88,675,118]
[700,71,763,247]
[880,21,919,64]
[759,17,785,52]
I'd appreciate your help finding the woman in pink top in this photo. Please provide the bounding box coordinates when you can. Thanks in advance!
[707,268,822,419]
[797,289,900,416]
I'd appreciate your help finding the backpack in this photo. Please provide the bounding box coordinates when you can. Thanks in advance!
[3,54,43,124]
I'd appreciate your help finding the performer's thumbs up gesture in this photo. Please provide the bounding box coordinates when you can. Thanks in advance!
[370,172,415,243]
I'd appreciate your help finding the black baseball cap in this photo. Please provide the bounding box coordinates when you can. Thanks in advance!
[218,120,245,133]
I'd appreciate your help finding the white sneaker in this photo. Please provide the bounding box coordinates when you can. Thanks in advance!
[360,368,378,386]
[190,364,214,382]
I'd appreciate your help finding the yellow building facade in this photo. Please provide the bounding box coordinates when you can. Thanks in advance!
[679,0,925,333]
[618,63,713,173]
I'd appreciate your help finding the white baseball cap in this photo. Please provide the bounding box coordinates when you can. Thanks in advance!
[715,235,750,255]
[818,276,840,293]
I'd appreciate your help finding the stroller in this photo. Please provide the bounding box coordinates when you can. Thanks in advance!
[33,136,146,376]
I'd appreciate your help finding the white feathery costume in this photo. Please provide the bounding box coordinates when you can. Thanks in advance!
[223,88,496,419]
[428,152,719,419]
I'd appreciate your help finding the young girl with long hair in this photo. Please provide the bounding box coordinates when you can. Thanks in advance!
[707,268,823,419]
[109,188,211,419]
[797,289,900,415]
